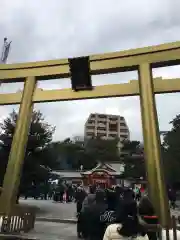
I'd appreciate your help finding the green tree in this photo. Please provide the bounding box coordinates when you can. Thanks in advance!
[121,140,146,179]
[162,114,180,184]
[121,140,142,155]
[51,138,96,170]
[0,109,56,191]
[122,155,146,179]
[50,137,121,171]
[84,137,120,163]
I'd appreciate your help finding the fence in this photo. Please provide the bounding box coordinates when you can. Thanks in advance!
[140,215,179,240]
[0,205,36,234]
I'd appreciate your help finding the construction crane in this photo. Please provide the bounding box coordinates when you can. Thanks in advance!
[1,37,12,64]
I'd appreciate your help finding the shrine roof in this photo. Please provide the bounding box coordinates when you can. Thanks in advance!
[81,162,124,175]
[110,163,124,172]
[51,171,82,178]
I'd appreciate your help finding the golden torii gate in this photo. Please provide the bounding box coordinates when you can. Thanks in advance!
[0,41,180,228]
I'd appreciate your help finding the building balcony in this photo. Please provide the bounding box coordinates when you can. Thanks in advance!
[86,134,95,138]
[109,127,118,132]
[88,117,96,122]
[108,130,118,134]
[97,117,107,122]
[86,128,95,132]
[120,129,129,133]
[97,129,107,134]
[96,122,106,127]
[120,123,127,127]
[86,123,95,127]
[109,121,118,125]
[120,126,129,130]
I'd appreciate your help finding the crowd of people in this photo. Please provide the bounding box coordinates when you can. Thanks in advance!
[23,181,177,212]
[74,184,179,240]
[21,181,179,240]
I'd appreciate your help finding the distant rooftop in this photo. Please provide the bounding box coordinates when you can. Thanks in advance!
[51,171,82,178]
[52,161,125,178]
[89,113,125,118]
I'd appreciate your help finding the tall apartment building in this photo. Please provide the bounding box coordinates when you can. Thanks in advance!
[84,113,130,143]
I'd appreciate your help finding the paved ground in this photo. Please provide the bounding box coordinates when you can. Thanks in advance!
[19,199,180,239]
[21,198,180,218]
[26,222,77,240]
[20,198,180,220]
[19,199,77,239]
[19,199,76,220]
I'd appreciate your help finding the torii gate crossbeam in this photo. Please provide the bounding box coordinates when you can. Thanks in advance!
[1,41,180,228]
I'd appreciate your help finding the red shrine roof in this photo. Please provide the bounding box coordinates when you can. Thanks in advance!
[81,162,124,176]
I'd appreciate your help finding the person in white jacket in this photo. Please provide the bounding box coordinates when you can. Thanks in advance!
[103,198,180,240]
[103,223,148,240]
[103,200,148,240]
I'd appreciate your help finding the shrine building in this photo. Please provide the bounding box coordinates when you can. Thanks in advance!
[52,162,124,188]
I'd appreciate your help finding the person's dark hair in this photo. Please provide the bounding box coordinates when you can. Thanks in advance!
[123,188,135,200]
[116,200,145,237]
[106,190,116,211]
[95,189,105,203]
[138,196,155,216]
[89,185,96,194]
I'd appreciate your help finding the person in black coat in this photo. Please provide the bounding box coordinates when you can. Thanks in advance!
[138,195,158,240]
[75,187,87,238]
[168,188,176,209]
[75,187,87,213]
[84,189,108,240]
[106,189,117,211]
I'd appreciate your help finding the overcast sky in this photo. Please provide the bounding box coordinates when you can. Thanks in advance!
[0,0,180,142]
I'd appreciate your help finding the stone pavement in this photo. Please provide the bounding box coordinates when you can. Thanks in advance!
[20,199,180,222]
[17,199,180,239]
[20,199,76,221]
[26,222,77,240]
